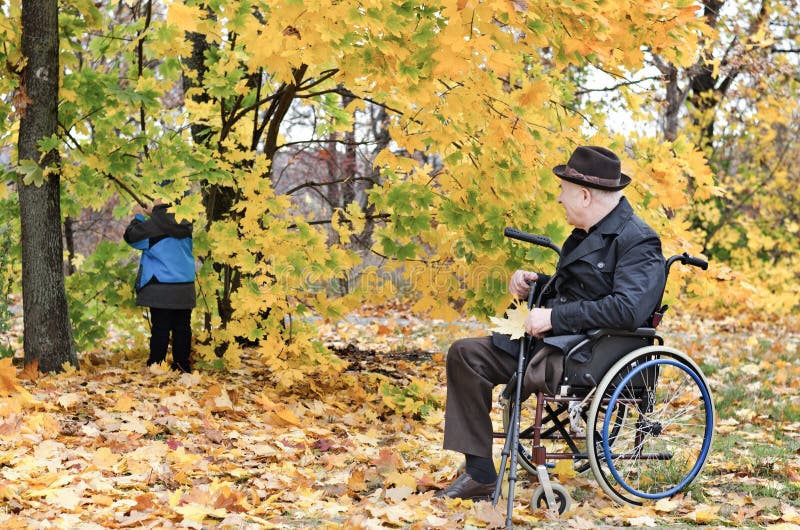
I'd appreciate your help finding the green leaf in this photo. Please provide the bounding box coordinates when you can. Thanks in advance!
[17,160,44,186]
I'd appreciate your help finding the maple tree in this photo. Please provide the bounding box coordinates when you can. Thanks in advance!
[571,0,800,315]
[3,0,717,375]
[137,0,712,377]
[0,0,794,381]
[15,0,79,372]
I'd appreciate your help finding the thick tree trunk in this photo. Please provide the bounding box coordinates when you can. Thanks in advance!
[18,0,78,372]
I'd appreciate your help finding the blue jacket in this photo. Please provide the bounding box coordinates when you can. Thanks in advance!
[124,205,196,309]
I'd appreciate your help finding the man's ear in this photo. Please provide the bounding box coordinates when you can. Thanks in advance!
[581,187,592,206]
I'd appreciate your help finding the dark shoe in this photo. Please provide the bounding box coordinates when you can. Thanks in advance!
[434,473,495,501]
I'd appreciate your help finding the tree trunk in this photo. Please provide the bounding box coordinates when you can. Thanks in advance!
[662,64,680,142]
[18,0,79,372]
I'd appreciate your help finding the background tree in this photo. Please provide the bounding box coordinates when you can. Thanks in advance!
[5,0,795,389]
[155,0,712,387]
[16,0,79,372]
[575,0,800,312]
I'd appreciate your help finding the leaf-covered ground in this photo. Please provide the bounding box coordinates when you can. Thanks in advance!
[1,307,799,529]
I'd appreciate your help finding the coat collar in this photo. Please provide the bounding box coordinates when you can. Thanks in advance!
[557,197,633,269]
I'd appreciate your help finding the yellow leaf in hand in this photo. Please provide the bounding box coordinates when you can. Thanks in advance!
[488,304,529,340]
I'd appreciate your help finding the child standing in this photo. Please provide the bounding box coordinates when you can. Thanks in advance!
[124,203,196,372]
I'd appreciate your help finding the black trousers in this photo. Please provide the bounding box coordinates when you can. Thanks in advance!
[148,307,192,372]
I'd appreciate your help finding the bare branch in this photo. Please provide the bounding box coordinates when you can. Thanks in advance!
[283,176,379,196]
[286,213,390,229]
[277,138,382,150]
[575,75,663,96]
[302,86,406,116]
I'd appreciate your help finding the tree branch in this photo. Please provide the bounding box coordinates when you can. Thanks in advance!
[575,75,663,95]
[277,138,383,150]
[303,86,406,116]
[135,0,152,159]
[286,212,390,229]
[283,176,379,196]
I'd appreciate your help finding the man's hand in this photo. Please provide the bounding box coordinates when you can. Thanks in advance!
[525,308,553,338]
[509,270,539,299]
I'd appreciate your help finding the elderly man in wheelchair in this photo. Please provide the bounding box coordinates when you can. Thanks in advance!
[436,146,713,518]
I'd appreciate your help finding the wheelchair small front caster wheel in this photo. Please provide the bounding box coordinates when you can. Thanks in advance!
[531,483,571,514]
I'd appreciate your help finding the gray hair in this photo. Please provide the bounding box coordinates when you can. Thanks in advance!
[588,187,623,205]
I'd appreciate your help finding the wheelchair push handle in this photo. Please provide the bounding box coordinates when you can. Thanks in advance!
[667,252,709,273]
[680,252,708,270]
[504,227,562,255]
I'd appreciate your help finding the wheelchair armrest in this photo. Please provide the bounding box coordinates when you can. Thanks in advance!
[584,327,657,339]
[562,328,662,388]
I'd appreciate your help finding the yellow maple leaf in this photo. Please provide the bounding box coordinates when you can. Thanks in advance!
[203,385,234,413]
[348,467,367,492]
[553,458,577,479]
[654,497,680,512]
[270,407,301,427]
[166,1,203,33]
[488,303,529,340]
[92,447,120,471]
[780,505,800,524]
[45,487,81,511]
[385,471,417,490]
[687,504,720,523]
[112,394,134,413]
[0,358,24,396]
[56,392,82,409]
[173,502,227,522]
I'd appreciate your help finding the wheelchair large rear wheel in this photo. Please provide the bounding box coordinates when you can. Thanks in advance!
[587,347,714,505]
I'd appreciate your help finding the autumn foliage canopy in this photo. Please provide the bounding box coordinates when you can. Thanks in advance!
[0,0,797,383]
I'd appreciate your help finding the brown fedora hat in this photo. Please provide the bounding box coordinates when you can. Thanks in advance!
[552,146,631,191]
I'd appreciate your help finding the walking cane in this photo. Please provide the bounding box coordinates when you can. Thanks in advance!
[492,279,536,529]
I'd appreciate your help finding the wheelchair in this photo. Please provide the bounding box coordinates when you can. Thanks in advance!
[491,228,714,523]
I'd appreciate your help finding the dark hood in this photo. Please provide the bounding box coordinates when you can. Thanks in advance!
[151,204,193,239]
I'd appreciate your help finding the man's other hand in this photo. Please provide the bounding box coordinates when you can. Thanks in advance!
[509,270,539,299]
[525,308,553,338]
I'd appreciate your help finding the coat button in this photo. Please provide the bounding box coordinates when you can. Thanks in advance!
[597,261,605,269]
[560,296,566,303]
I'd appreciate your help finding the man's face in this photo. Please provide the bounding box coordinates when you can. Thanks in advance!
[558,180,588,228]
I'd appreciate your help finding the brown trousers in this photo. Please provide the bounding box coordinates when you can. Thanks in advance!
[442,336,562,459]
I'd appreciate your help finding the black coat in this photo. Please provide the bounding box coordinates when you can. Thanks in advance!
[494,197,665,356]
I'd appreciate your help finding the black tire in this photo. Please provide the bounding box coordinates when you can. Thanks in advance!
[531,483,572,514]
